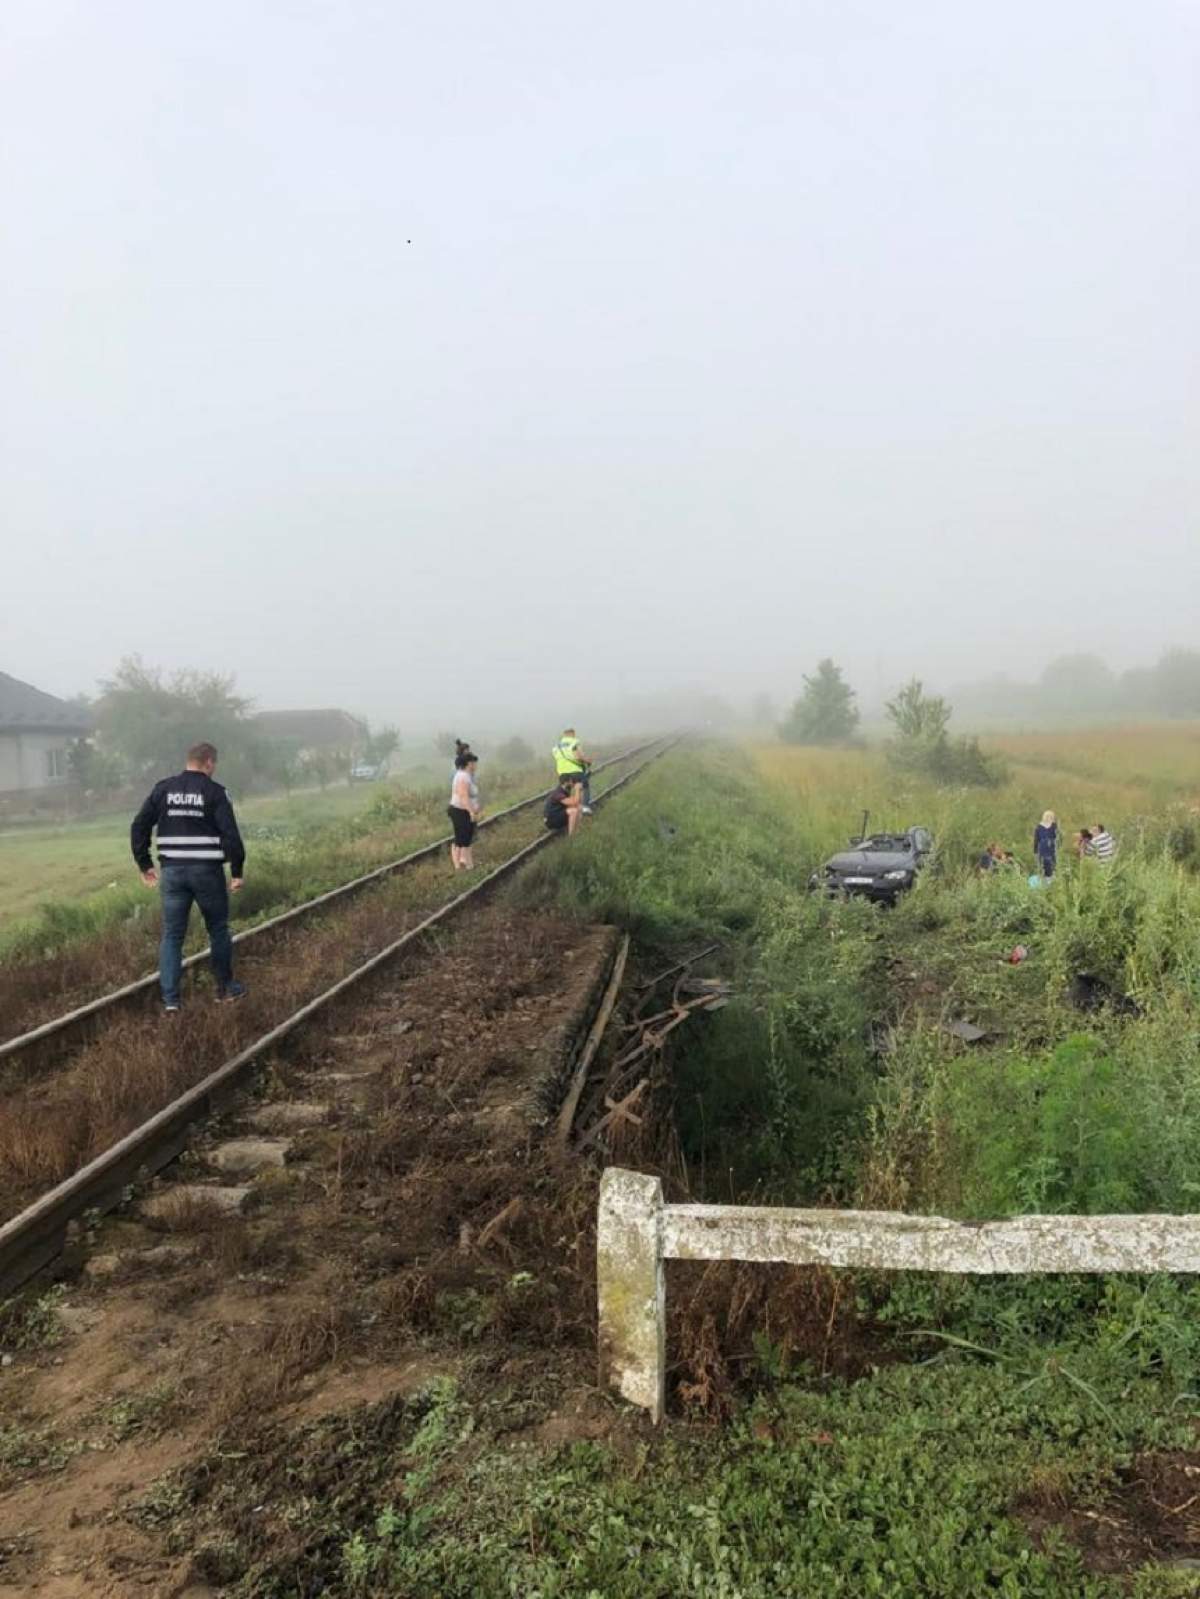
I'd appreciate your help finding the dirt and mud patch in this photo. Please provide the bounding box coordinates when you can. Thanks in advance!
[0,905,630,1595]
[1018,1450,1200,1579]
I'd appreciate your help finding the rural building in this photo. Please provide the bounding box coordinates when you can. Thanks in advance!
[0,671,92,797]
[250,708,368,758]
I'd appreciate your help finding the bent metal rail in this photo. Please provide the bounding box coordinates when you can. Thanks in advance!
[0,739,678,1298]
[0,737,665,1065]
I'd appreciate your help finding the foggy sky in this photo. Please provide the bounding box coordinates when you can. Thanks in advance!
[3,0,1198,734]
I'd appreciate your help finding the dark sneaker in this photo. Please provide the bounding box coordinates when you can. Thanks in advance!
[216,981,247,1003]
[164,1001,181,1014]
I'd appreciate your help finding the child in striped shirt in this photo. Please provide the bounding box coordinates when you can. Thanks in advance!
[1088,824,1116,863]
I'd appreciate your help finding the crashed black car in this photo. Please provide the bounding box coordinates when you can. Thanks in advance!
[809,825,934,905]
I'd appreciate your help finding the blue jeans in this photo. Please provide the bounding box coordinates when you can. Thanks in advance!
[159,862,234,1004]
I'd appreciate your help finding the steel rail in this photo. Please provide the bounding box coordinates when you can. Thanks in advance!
[0,737,678,1297]
[0,737,665,1063]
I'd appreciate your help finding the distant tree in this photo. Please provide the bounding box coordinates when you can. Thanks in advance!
[259,739,304,794]
[434,731,460,759]
[778,660,859,745]
[750,692,775,728]
[884,679,951,742]
[1150,648,1200,718]
[497,735,535,768]
[94,656,267,790]
[1118,666,1156,712]
[1038,654,1116,713]
[885,678,1004,788]
[299,749,342,790]
[67,736,125,797]
[363,724,401,767]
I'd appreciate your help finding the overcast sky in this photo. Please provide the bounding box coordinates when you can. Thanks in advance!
[3,0,1197,733]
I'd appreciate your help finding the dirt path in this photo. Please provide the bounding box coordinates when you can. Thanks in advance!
[0,907,626,1596]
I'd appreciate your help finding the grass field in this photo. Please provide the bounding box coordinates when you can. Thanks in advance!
[0,758,574,973]
[0,783,383,936]
[481,729,1200,1596]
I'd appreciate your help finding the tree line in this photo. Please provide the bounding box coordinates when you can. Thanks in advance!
[67,657,399,799]
[777,659,1002,787]
[950,647,1200,724]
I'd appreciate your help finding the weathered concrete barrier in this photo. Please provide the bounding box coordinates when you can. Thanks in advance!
[597,1167,1200,1423]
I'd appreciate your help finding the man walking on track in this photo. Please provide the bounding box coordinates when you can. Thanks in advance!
[131,741,247,1013]
[552,727,593,813]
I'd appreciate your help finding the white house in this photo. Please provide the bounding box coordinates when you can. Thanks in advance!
[0,672,92,797]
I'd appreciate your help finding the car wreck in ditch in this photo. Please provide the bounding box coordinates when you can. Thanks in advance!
[809,822,934,905]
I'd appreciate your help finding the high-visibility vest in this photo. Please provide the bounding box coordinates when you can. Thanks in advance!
[553,737,584,775]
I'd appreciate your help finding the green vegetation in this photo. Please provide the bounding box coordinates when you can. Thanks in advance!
[0,758,558,962]
[885,677,1006,788]
[151,1352,1200,1596]
[778,657,860,744]
[509,736,1200,1591]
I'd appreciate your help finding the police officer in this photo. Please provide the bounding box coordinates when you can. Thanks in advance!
[552,727,593,813]
[131,741,247,1012]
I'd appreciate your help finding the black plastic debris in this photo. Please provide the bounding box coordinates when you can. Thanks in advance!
[1068,973,1141,1017]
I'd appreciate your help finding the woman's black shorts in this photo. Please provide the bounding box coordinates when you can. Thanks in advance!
[448,805,476,847]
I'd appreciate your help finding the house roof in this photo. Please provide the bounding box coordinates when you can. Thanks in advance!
[251,709,368,747]
[0,671,92,735]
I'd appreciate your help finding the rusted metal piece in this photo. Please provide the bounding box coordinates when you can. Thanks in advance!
[577,1080,648,1151]
[555,934,630,1150]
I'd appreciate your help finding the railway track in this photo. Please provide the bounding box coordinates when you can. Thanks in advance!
[0,735,677,1297]
[0,736,663,1068]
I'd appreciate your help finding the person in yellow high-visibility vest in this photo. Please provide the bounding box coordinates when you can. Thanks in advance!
[552,728,593,813]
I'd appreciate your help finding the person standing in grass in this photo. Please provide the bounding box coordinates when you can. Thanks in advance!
[448,751,481,870]
[1088,822,1117,863]
[1033,810,1059,879]
[131,741,246,1013]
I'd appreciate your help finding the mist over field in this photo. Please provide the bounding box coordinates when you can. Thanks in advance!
[3,0,1197,738]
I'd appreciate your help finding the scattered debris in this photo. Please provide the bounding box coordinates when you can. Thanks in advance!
[555,935,631,1149]
[1068,972,1142,1017]
[944,1019,987,1044]
[558,943,730,1154]
[476,1196,525,1251]
[577,1079,649,1150]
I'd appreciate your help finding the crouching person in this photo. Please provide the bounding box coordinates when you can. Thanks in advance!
[131,741,247,1013]
[544,774,583,837]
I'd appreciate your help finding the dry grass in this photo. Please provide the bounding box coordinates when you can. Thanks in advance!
[0,807,557,1219]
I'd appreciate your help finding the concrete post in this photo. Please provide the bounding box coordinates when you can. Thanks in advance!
[596,1167,665,1423]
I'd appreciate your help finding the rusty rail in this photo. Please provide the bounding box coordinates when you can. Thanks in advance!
[0,737,665,1066]
[0,737,679,1297]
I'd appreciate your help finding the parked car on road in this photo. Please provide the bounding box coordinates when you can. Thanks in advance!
[349,762,386,783]
[810,824,934,904]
